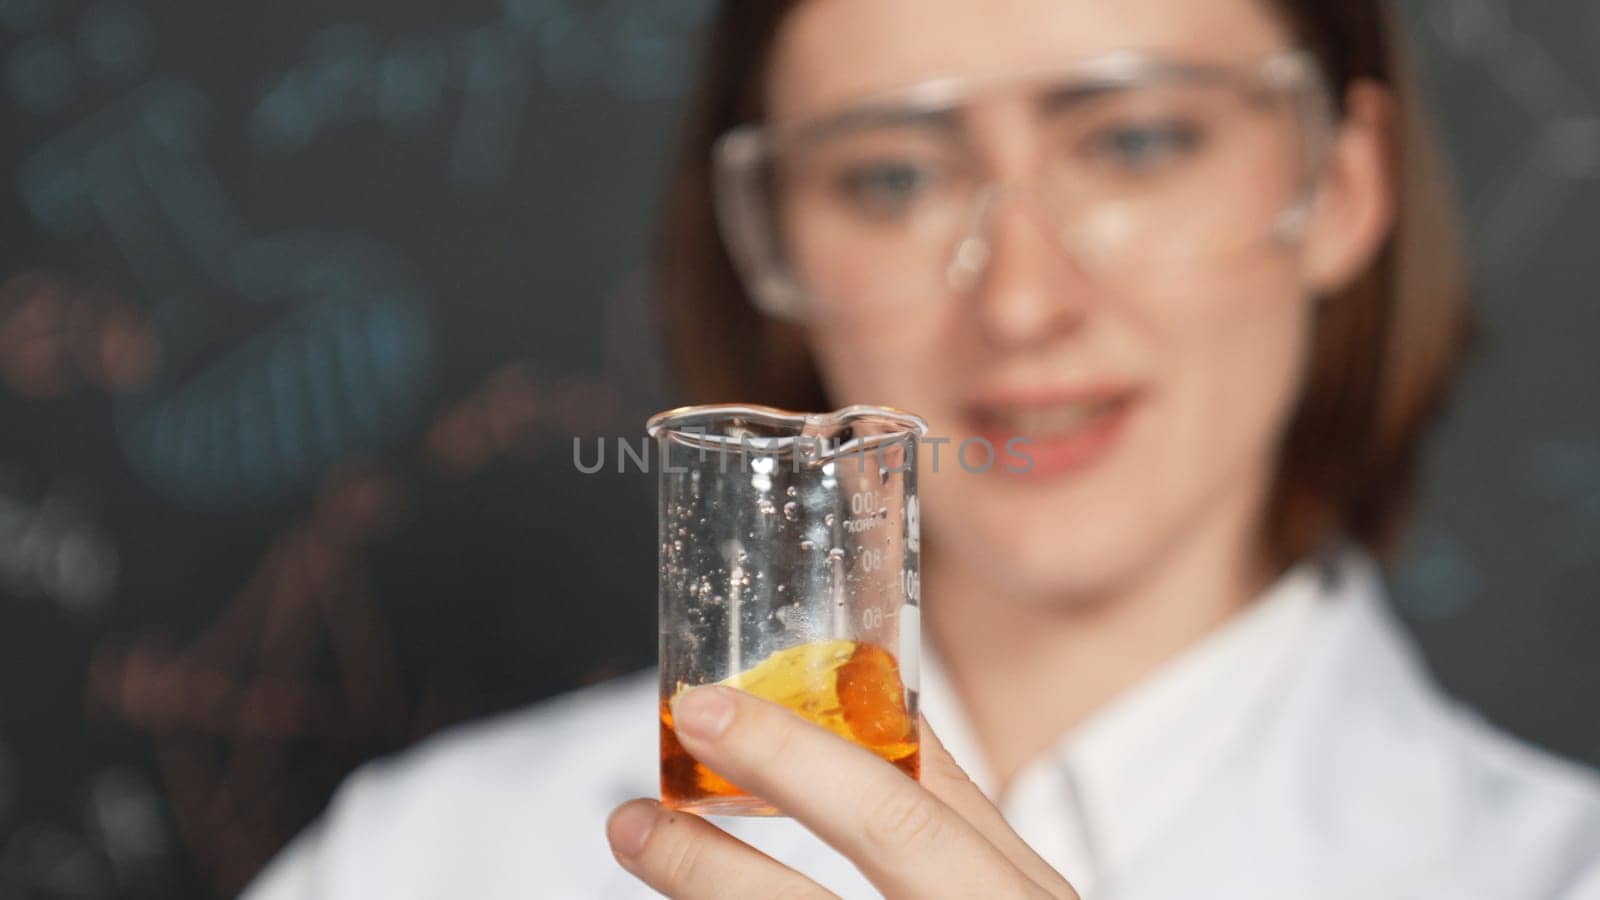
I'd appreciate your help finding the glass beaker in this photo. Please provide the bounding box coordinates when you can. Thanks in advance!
[648,404,928,816]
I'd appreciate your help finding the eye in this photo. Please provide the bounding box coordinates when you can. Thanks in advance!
[833,161,938,219]
[1086,121,1204,171]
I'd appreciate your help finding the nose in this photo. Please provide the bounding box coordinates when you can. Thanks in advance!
[948,185,1091,348]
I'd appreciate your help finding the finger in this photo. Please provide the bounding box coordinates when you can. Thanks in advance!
[669,685,1050,899]
[607,798,836,900]
[916,719,1080,898]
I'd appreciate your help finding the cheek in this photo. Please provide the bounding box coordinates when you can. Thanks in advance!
[1129,261,1315,550]
[922,264,1314,599]
[1160,268,1314,464]
[786,200,918,312]
[797,262,1315,600]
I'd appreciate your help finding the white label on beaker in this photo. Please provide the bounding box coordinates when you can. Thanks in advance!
[898,604,920,693]
[906,496,920,552]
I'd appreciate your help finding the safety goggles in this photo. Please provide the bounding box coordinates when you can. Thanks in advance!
[713,51,1335,320]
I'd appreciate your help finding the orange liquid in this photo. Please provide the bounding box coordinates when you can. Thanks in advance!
[661,640,919,815]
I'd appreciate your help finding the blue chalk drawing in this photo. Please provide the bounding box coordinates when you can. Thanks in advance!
[1393,525,1481,621]
[1426,0,1600,281]
[0,0,48,32]
[8,34,78,113]
[1518,439,1600,573]
[247,0,716,186]
[78,2,154,80]
[20,81,434,509]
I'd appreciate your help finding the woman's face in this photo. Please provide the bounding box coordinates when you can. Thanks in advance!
[764,0,1383,602]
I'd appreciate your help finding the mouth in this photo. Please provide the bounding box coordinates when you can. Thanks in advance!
[963,386,1141,478]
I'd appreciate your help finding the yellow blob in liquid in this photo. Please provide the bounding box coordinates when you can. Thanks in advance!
[661,640,918,815]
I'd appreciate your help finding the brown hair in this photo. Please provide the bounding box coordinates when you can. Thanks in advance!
[654,1,1470,566]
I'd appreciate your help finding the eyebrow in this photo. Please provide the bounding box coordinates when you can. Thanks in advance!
[780,105,963,149]
[789,80,1141,147]
[1036,81,1136,115]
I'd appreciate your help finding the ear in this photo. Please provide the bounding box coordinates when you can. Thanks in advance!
[1300,80,1397,297]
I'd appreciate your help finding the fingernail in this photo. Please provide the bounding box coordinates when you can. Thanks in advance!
[672,685,736,740]
[607,800,658,858]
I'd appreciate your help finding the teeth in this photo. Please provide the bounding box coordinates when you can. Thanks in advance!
[987,401,1113,438]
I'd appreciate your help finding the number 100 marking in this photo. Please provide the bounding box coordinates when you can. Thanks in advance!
[901,570,920,602]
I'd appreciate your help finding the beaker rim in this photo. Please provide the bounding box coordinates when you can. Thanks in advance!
[645,403,929,439]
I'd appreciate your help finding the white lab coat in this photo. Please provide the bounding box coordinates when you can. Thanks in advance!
[243,552,1600,899]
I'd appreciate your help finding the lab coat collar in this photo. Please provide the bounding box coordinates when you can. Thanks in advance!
[918,549,1344,892]
[1095,550,1484,899]
[724,548,1493,898]
[1060,554,1335,885]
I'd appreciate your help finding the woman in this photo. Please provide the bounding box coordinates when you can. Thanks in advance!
[244,0,1600,897]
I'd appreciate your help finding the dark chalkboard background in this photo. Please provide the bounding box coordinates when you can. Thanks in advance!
[0,1,1595,897]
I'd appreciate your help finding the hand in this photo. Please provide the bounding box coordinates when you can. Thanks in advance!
[605,685,1080,899]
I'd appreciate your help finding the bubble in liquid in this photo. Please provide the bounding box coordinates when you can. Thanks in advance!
[799,539,815,551]
[783,501,799,521]
[712,595,725,606]
[672,540,683,553]
[735,550,748,564]
[827,547,845,562]
[777,584,786,593]
[757,498,776,515]
[677,526,688,537]
[825,513,836,527]
[786,485,798,498]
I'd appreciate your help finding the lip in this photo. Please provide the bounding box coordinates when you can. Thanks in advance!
[963,384,1143,480]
